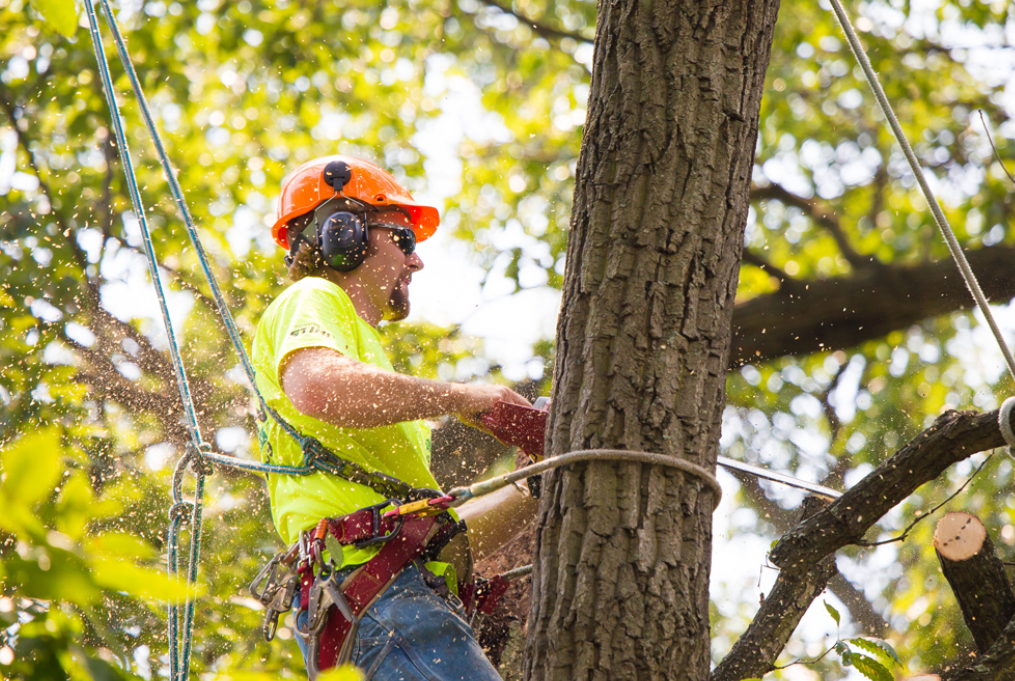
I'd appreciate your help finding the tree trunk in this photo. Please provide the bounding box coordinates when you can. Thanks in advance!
[523,2,781,680]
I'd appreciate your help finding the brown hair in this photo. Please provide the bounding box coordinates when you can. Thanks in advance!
[285,213,325,282]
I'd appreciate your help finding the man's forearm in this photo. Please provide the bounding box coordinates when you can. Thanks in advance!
[283,347,472,427]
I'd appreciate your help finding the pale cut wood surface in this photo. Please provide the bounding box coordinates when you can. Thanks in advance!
[934,512,986,561]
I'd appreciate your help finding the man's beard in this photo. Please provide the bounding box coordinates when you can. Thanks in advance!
[386,279,410,321]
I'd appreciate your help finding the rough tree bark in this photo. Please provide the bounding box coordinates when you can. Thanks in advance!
[523,3,781,680]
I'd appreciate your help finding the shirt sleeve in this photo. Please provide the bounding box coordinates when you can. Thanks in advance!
[268,279,360,381]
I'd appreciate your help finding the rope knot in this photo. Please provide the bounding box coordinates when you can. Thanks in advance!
[187,442,215,477]
[301,437,332,466]
[168,501,193,522]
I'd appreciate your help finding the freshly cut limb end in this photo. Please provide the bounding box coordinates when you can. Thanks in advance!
[933,511,986,561]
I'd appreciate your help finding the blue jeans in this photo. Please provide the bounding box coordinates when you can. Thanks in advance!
[294,564,502,681]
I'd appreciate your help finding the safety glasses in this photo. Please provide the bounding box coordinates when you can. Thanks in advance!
[373,224,416,257]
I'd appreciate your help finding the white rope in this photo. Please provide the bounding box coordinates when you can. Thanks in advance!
[999,397,1015,452]
[827,0,1015,383]
[449,449,723,505]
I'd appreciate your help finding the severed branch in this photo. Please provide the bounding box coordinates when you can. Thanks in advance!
[934,512,1015,654]
[713,410,1005,680]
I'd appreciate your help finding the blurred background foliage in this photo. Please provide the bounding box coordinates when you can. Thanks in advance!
[1,0,1015,678]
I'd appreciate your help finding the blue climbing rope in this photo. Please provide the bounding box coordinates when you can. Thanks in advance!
[97,0,310,448]
[83,4,209,680]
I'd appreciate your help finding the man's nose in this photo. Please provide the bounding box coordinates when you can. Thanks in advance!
[408,252,424,272]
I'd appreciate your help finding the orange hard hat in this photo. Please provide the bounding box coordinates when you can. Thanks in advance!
[271,155,440,250]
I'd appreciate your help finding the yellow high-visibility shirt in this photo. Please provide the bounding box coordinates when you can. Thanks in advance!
[252,276,446,569]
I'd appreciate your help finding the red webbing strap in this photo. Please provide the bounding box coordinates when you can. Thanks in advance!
[298,508,401,618]
[316,515,442,672]
[299,564,313,611]
[326,508,398,544]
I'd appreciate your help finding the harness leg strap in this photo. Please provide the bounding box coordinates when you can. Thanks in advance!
[314,514,444,674]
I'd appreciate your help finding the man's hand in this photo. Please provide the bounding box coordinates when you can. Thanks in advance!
[452,384,531,425]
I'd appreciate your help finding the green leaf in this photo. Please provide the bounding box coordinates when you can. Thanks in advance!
[840,648,854,667]
[55,472,95,540]
[847,637,901,666]
[2,427,63,508]
[851,653,894,681]
[89,558,203,602]
[325,533,345,568]
[824,600,841,626]
[84,532,156,561]
[318,665,364,681]
[29,0,78,36]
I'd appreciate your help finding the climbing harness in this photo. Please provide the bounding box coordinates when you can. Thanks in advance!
[248,501,502,678]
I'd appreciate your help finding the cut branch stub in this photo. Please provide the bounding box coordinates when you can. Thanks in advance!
[934,512,987,561]
[934,512,1015,654]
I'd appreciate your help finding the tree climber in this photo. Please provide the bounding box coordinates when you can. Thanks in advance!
[251,154,537,680]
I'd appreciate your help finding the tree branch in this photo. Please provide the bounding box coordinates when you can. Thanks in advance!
[729,244,1015,367]
[714,410,1004,678]
[711,499,838,681]
[475,0,589,43]
[770,410,1004,570]
[0,80,90,274]
[741,249,794,288]
[938,613,1015,680]
[751,182,871,270]
[730,467,888,636]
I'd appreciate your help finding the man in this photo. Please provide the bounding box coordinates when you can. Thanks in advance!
[252,154,537,680]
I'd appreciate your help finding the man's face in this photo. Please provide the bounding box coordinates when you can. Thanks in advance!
[359,210,423,322]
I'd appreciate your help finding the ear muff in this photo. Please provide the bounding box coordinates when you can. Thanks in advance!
[319,211,369,272]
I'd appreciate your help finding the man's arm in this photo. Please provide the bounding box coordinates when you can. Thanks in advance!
[281,346,531,428]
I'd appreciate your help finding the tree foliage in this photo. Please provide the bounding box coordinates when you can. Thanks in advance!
[2,0,1015,678]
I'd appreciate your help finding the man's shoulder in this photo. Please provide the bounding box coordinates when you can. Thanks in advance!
[268,277,353,312]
